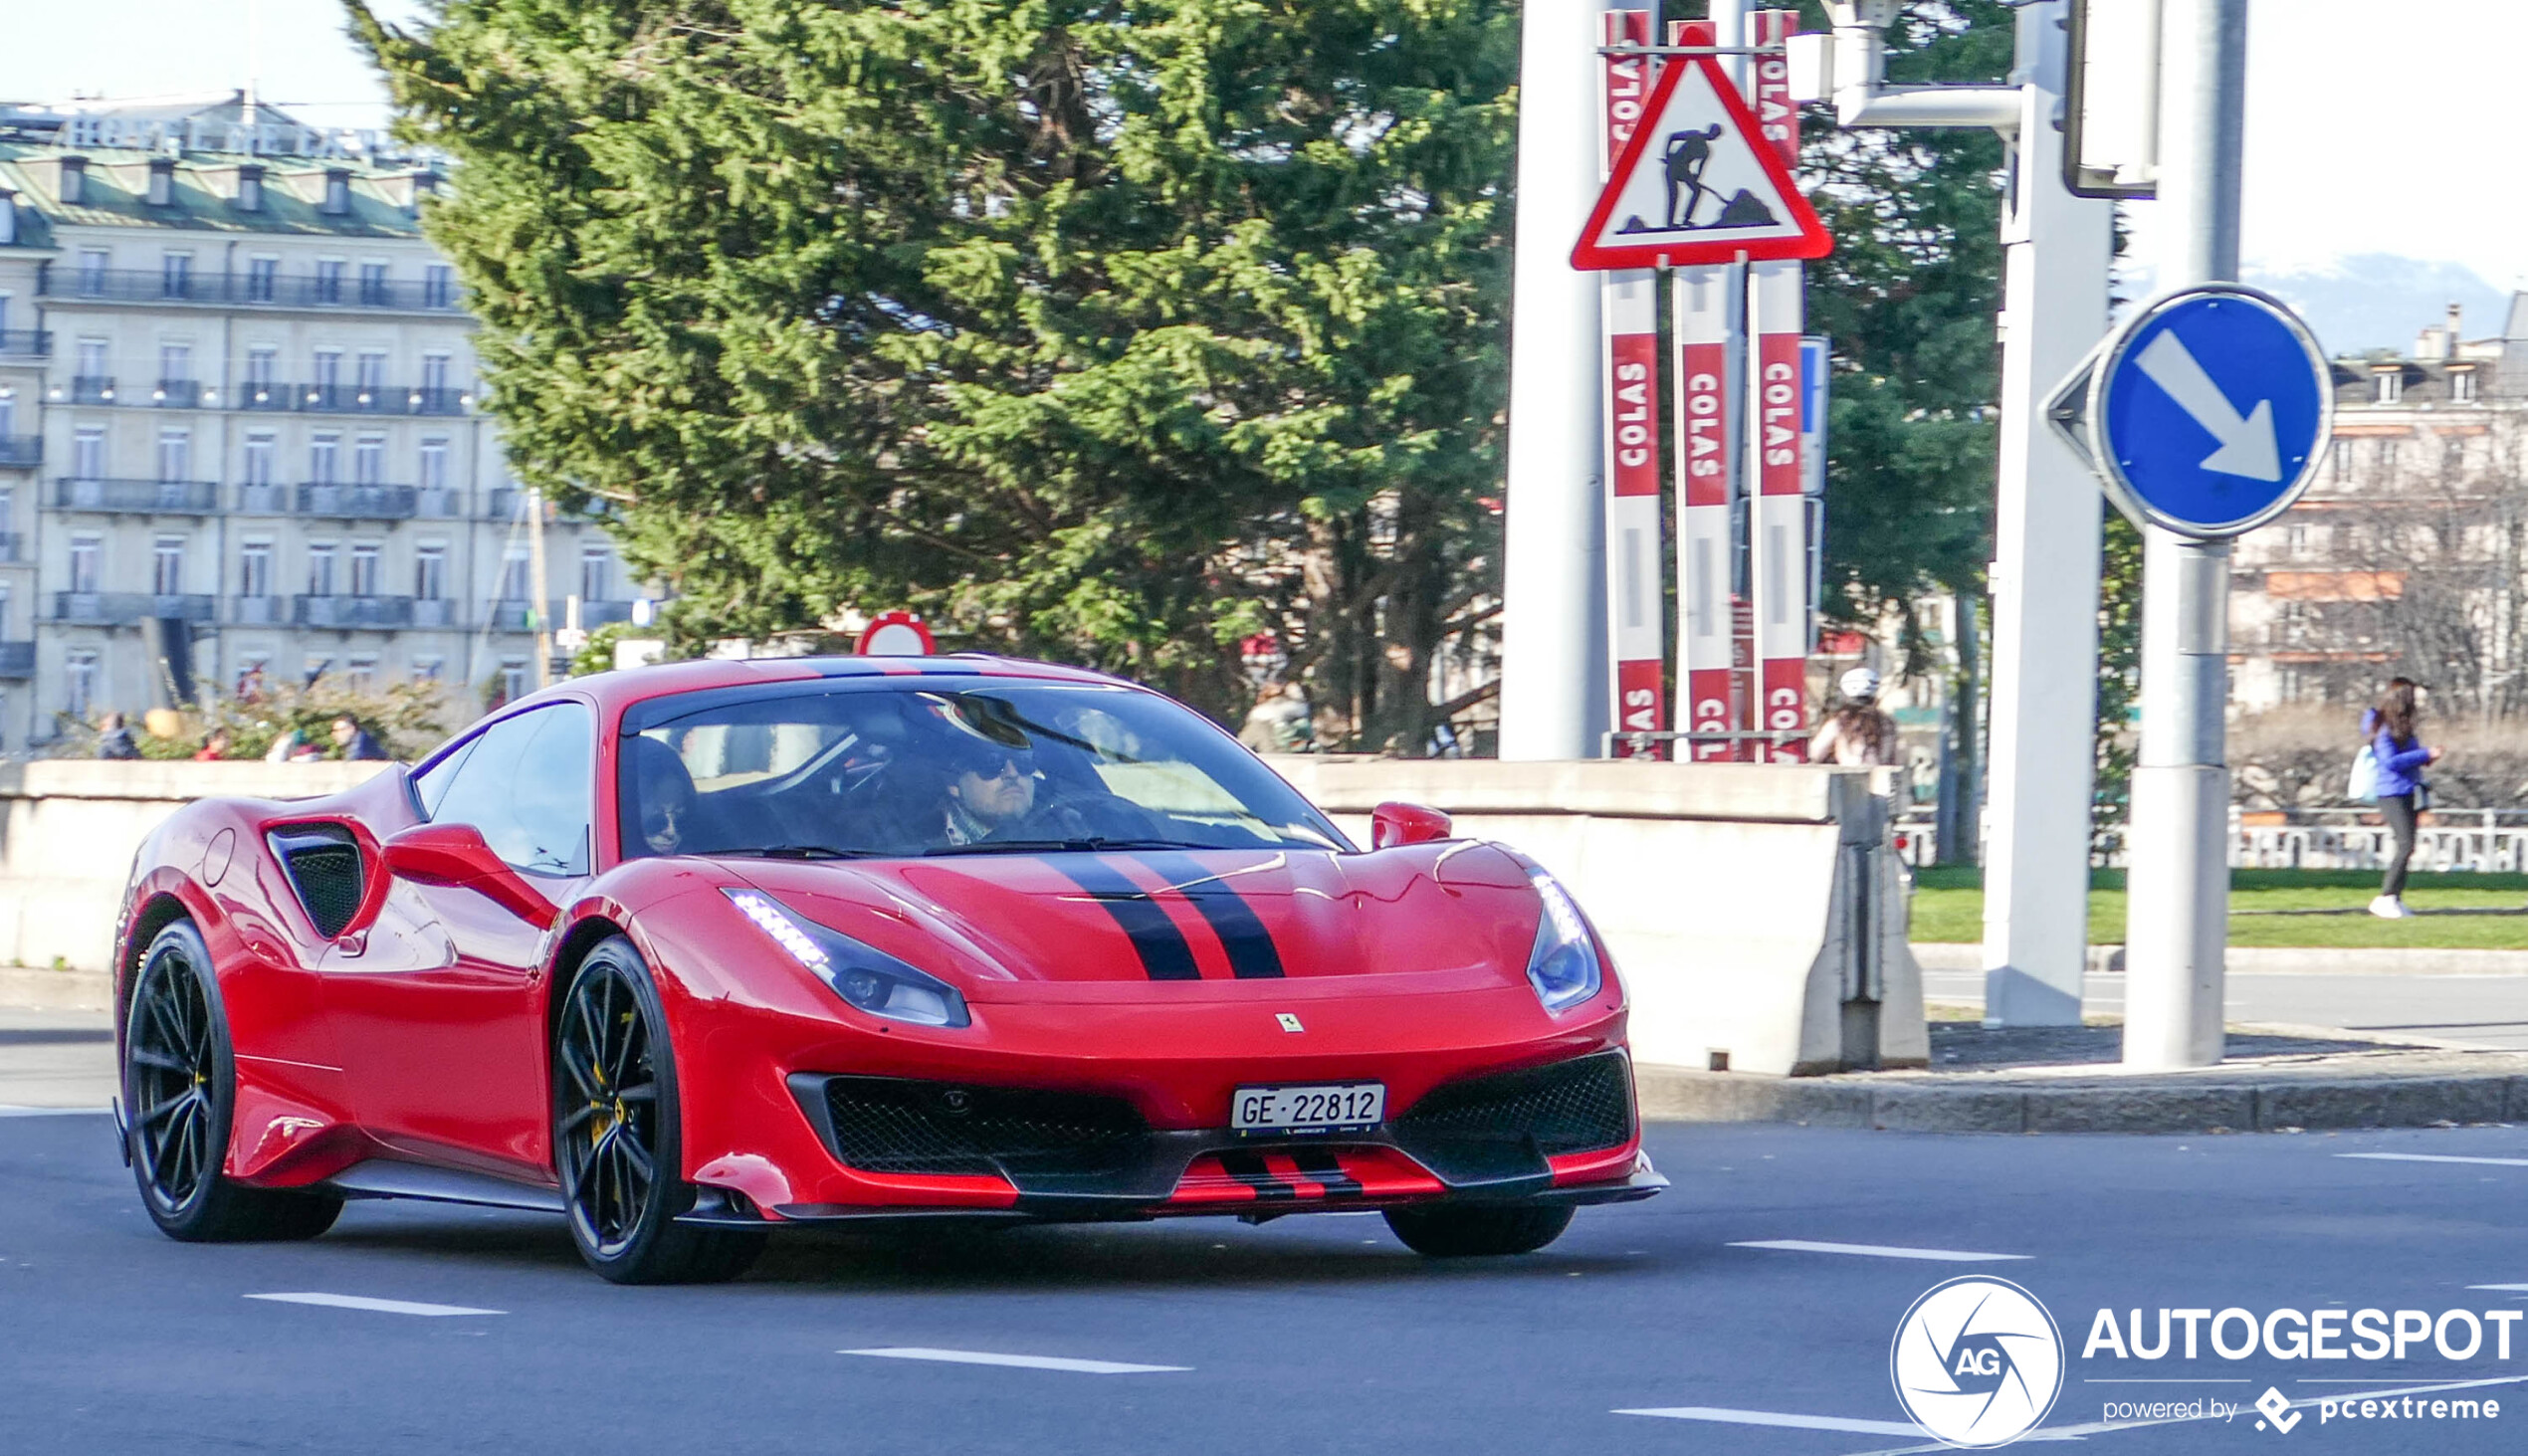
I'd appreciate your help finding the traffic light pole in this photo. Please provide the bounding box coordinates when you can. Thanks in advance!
[2122,0,2249,1070]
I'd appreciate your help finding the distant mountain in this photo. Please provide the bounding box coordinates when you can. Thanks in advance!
[2116,255,2514,355]
[2243,256,2513,355]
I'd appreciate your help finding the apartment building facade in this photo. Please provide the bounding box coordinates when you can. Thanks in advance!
[0,95,631,747]
[2229,296,2528,716]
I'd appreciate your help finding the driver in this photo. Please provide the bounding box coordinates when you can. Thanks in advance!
[940,737,1040,846]
[624,735,702,855]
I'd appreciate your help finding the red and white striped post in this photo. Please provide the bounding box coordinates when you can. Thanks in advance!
[1599,8,1664,755]
[1746,7,1810,762]
[1667,18,1741,761]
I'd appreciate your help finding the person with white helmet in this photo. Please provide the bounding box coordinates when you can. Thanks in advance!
[1809,666,1897,766]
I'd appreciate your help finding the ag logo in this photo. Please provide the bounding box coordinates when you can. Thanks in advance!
[1890,1277,2065,1448]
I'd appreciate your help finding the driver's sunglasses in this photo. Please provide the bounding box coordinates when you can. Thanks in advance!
[974,750,1032,780]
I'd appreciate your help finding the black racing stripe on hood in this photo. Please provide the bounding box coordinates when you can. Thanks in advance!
[1132,852,1286,980]
[1049,859,1201,980]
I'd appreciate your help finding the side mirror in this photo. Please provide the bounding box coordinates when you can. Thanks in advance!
[1371,801,1454,850]
[383,822,557,924]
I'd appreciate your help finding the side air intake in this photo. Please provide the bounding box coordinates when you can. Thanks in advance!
[268,825,364,938]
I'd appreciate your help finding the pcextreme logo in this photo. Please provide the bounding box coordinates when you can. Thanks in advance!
[1890,1276,2066,1448]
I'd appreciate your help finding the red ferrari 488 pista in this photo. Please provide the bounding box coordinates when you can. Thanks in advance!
[113,656,1659,1282]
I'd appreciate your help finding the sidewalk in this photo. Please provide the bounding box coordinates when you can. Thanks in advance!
[0,1010,114,1111]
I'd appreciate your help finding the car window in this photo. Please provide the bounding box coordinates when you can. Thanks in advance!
[426,703,593,876]
[617,682,1349,861]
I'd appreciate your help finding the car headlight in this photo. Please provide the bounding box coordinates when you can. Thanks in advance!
[1524,871,1603,1014]
[725,889,970,1029]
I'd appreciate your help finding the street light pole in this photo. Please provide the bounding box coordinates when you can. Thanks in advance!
[2122,0,2250,1070]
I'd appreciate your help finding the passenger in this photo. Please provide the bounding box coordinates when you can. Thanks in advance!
[940,737,1038,846]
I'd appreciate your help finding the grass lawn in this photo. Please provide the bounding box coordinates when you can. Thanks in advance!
[1909,867,2528,949]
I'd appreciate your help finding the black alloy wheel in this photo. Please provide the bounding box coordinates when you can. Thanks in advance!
[1383,1202,1575,1258]
[554,937,764,1284]
[123,920,340,1242]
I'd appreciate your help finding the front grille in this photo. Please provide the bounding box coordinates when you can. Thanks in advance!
[269,827,363,938]
[814,1076,1151,1178]
[1390,1052,1634,1185]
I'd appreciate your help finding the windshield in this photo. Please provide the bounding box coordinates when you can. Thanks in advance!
[615,679,1352,862]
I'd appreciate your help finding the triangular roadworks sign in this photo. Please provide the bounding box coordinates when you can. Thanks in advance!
[1571,50,1831,270]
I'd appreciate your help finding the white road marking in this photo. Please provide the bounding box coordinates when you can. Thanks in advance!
[840,1348,1188,1374]
[2467,1284,2528,1292]
[1616,1407,1925,1436]
[2337,1152,2528,1168]
[1822,1373,2528,1456]
[1728,1239,2029,1263]
[0,1106,111,1118]
[246,1292,504,1317]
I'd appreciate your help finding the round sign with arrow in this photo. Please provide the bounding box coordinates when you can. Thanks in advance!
[2054,284,2334,539]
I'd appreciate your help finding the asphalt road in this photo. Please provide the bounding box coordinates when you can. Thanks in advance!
[7,1110,2528,1454]
[1922,970,2528,1051]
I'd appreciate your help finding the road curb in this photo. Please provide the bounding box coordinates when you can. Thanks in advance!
[1637,1063,2528,1135]
[0,968,110,1013]
[1912,942,2528,975]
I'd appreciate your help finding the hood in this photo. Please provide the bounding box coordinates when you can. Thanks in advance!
[724,842,1544,1001]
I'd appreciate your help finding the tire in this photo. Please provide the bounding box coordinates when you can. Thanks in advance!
[122,920,343,1243]
[554,936,765,1285]
[1383,1202,1575,1258]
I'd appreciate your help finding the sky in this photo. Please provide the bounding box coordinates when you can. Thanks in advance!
[4,0,2522,312]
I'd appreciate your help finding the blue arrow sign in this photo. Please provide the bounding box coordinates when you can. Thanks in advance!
[2090,285,2332,538]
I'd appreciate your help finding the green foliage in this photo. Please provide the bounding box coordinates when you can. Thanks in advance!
[349,0,1516,744]
[1798,0,2011,615]
[2092,510,2143,851]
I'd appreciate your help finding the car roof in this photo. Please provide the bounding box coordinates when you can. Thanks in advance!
[503,654,1135,720]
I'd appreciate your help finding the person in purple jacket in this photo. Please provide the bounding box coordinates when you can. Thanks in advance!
[2362,677,2441,919]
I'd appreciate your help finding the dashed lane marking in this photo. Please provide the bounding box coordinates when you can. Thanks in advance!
[1614,1407,1927,1437]
[1728,1239,2029,1262]
[246,1293,505,1317]
[2337,1152,2528,1168]
[841,1348,1188,1374]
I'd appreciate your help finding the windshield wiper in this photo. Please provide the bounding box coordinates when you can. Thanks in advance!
[921,837,1227,857]
[712,844,882,861]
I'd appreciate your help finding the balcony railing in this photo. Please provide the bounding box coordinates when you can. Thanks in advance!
[485,598,633,632]
[231,596,284,626]
[0,642,32,678]
[297,594,416,629]
[54,591,216,625]
[150,379,203,408]
[45,268,465,313]
[235,484,288,515]
[54,478,221,514]
[70,375,116,404]
[0,329,49,359]
[0,436,38,468]
[297,484,420,520]
[412,597,457,629]
[243,383,474,417]
[0,531,27,563]
[578,599,636,627]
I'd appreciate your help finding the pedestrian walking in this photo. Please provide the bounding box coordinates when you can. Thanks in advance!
[330,716,388,761]
[2363,677,2440,920]
[95,712,139,760]
[1808,668,1897,767]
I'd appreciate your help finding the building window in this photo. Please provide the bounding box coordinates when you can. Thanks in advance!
[156,429,190,483]
[2374,370,2403,406]
[358,263,388,307]
[66,650,99,722]
[422,353,451,394]
[349,542,382,597]
[579,545,615,604]
[423,265,454,309]
[315,259,345,305]
[76,337,108,389]
[158,343,191,400]
[500,657,528,704]
[2453,368,2479,403]
[69,533,102,595]
[413,655,445,682]
[247,256,277,303]
[346,654,377,694]
[72,428,104,480]
[499,544,531,603]
[415,543,447,601]
[308,541,338,597]
[322,171,350,215]
[237,168,263,213]
[243,433,275,487]
[313,347,342,392]
[160,252,192,299]
[2331,439,2352,483]
[147,161,174,207]
[246,346,277,392]
[356,350,387,399]
[2379,439,2400,473]
[418,438,449,491]
[310,433,340,485]
[77,249,107,296]
[2286,523,2309,559]
[240,540,273,599]
[153,535,185,595]
[354,434,385,486]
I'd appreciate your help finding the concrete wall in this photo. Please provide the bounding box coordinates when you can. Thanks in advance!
[0,759,387,993]
[0,756,1925,1080]
[1264,758,1927,1076]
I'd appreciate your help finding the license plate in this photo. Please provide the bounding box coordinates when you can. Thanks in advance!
[1230,1082,1385,1137]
